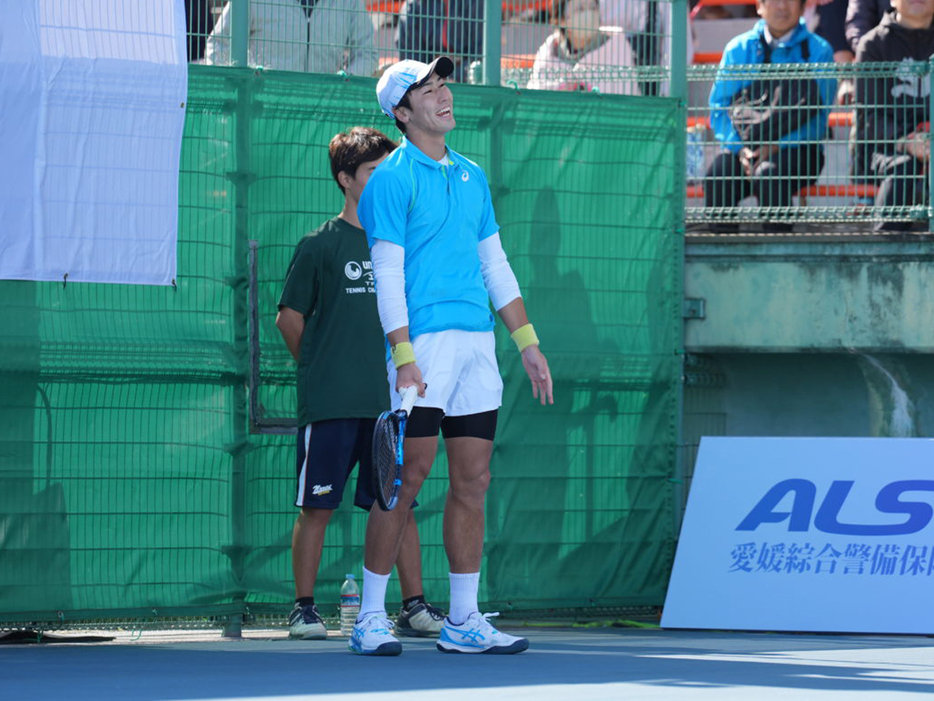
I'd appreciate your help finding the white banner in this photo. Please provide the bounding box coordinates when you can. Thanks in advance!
[663,437,934,634]
[0,0,187,285]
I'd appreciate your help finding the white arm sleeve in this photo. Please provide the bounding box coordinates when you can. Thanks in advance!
[370,239,409,335]
[478,233,522,311]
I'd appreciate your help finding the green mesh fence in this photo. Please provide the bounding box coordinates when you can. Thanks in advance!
[0,66,683,628]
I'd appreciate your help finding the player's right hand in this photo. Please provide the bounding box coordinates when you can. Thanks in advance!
[396,362,427,397]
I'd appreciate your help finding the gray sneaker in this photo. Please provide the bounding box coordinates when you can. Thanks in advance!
[288,602,327,640]
[395,601,445,638]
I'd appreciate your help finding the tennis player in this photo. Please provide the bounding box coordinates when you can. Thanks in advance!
[351,58,554,656]
[276,127,444,641]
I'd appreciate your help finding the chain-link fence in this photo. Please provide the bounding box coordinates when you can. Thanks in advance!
[686,60,934,232]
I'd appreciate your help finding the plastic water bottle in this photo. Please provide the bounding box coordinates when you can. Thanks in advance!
[686,124,706,183]
[468,60,483,85]
[340,574,360,637]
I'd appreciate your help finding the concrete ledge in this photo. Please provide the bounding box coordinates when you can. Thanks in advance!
[685,237,934,352]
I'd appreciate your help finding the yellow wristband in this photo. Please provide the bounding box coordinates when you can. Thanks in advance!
[510,324,539,353]
[390,341,416,369]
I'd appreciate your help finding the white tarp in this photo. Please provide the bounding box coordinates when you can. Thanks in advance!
[663,437,934,635]
[0,1,187,285]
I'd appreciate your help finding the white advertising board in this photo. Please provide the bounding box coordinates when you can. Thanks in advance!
[662,437,934,634]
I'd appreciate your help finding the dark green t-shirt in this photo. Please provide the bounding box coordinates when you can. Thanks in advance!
[278,217,389,425]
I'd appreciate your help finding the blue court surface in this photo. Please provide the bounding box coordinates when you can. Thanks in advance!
[3,627,933,700]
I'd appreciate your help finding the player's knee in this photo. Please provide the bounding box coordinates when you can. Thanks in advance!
[450,466,491,505]
[297,507,333,531]
[404,457,433,485]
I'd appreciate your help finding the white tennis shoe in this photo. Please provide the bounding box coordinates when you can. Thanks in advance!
[349,613,402,656]
[436,612,529,654]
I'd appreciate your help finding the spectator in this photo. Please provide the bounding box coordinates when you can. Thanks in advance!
[855,0,934,231]
[704,0,835,232]
[185,0,216,62]
[846,0,891,53]
[815,0,855,61]
[205,0,376,75]
[397,0,483,82]
[602,0,694,95]
[527,0,639,94]
[814,0,857,103]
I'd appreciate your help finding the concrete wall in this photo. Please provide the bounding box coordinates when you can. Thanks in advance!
[685,238,934,353]
[680,237,934,496]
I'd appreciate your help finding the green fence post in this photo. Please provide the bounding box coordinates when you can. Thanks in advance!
[220,71,256,637]
[669,0,688,101]
[483,0,501,87]
[231,0,250,67]
[929,58,933,230]
[670,0,689,533]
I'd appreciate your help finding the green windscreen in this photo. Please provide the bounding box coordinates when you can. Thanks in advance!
[0,67,683,625]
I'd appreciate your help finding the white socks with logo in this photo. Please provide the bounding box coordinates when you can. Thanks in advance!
[448,571,480,625]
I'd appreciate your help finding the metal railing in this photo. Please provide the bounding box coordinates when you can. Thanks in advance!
[184,0,682,94]
[686,60,934,232]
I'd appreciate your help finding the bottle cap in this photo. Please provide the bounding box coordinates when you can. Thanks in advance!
[346,573,355,579]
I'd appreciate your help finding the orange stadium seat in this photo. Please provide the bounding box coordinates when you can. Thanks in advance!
[502,53,536,69]
[690,0,756,20]
[367,1,403,12]
[687,113,853,129]
[693,52,723,64]
[502,2,552,12]
[366,1,553,13]
[687,183,876,200]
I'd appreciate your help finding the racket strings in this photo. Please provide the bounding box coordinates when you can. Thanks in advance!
[373,415,400,506]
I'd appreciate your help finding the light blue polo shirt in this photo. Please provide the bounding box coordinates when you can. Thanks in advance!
[358,137,499,339]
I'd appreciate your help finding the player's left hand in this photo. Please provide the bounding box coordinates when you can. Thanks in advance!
[521,345,553,406]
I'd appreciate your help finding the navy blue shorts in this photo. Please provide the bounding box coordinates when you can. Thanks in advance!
[295,419,377,510]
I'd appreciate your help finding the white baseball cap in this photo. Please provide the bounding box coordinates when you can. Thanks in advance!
[376,56,455,118]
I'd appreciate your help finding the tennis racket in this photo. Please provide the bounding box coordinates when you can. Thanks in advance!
[372,385,419,511]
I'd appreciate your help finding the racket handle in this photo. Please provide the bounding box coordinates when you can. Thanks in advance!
[399,385,418,415]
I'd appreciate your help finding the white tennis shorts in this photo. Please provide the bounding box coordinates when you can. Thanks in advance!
[387,329,503,417]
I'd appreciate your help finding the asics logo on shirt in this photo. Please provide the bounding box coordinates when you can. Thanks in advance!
[312,484,333,495]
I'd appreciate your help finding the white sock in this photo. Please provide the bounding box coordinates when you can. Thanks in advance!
[448,571,480,625]
[360,567,390,620]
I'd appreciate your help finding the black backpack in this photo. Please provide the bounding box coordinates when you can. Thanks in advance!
[729,35,824,145]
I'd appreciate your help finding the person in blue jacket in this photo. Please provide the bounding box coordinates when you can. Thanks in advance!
[705,0,836,232]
